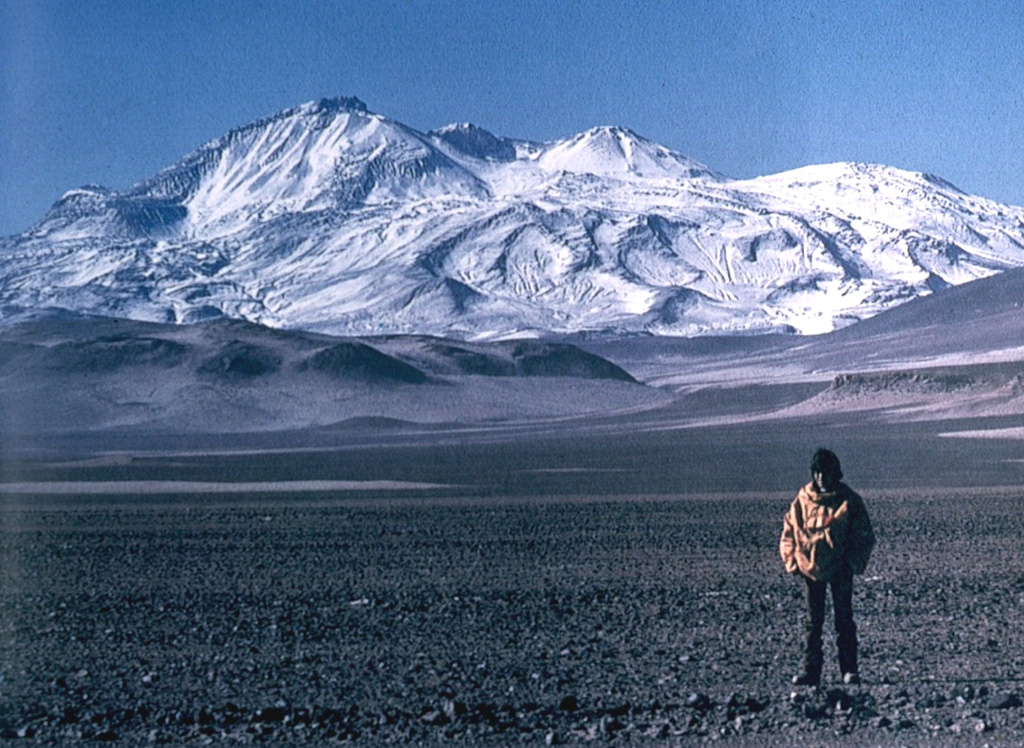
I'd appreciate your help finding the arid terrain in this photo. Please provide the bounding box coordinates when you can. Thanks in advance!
[3,413,1024,746]
[4,279,1024,745]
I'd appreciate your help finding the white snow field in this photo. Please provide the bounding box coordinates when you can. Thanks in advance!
[3,97,1024,340]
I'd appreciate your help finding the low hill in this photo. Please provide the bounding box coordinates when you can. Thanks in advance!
[0,317,654,436]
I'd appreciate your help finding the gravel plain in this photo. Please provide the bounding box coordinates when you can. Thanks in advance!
[3,463,1024,746]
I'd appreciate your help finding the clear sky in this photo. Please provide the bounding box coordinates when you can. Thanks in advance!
[2,0,1023,237]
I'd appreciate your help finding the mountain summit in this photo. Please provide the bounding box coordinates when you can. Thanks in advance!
[4,97,1024,338]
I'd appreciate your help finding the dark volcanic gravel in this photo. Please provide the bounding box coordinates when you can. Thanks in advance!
[3,489,1024,745]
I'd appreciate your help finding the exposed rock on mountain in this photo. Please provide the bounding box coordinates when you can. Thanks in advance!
[3,97,1024,338]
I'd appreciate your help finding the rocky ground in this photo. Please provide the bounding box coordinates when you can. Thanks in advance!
[3,479,1024,745]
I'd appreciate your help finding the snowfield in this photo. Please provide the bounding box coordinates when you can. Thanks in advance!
[3,97,1024,339]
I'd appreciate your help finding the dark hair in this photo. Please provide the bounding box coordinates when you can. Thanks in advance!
[811,448,843,480]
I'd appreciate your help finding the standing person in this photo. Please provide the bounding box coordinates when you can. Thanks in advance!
[780,448,875,686]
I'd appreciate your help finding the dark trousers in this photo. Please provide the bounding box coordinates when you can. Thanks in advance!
[803,567,857,676]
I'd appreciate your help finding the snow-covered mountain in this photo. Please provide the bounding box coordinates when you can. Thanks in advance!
[5,96,1024,339]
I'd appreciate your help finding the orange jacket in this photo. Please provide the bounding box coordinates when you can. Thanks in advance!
[780,482,875,581]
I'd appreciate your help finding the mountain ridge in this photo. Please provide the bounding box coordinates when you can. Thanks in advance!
[4,96,1024,339]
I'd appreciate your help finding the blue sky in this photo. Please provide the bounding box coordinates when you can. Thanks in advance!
[2,0,1023,237]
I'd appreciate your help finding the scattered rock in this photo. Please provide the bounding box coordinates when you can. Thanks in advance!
[951,684,974,701]
[727,692,767,716]
[252,706,288,723]
[11,488,1024,745]
[685,693,713,711]
[558,695,578,713]
[441,698,466,722]
[605,702,631,717]
[419,709,447,726]
[598,714,623,735]
[986,692,1022,709]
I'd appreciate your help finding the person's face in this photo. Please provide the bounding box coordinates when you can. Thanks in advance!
[814,470,838,492]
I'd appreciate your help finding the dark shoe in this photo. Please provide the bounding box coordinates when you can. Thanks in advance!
[792,672,820,687]
[842,672,861,685]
